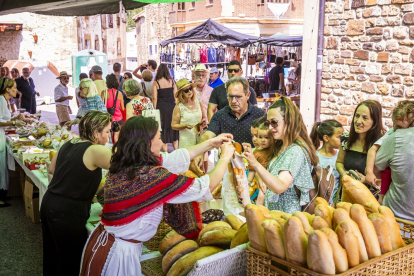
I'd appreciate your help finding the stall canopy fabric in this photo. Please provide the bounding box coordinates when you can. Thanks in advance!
[257,35,302,47]
[160,19,258,48]
[0,0,200,16]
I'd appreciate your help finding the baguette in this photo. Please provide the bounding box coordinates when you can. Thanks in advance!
[303,212,315,225]
[224,215,244,231]
[369,213,393,254]
[262,219,286,259]
[276,218,286,228]
[197,221,231,244]
[162,240,199,273]
[307,230,336,275]
[378,206,406,250]
[333,208,369,263]
[314,197,330,207]
[159,230,187,255]
[166,246,223,276]
[269,210,287,219]
[230,223,249,248]
[336,202,352,214]
[256,205,271,216]
[293,211,314,235]
[314,204,334,228]
[312,216,329,230]
[281,213,292,220]
[364,201,380,214]
[284,216,308,267]
[342,175,380,212]
[320,228,349,273]
[350,204,381,259]
[245,204,267,252]
[336,221,360,268]
[200,228,237,247]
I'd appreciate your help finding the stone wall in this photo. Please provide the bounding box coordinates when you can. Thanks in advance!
[322,0,414,128]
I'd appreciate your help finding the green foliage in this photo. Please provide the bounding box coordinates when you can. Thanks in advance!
[126,8,144,31]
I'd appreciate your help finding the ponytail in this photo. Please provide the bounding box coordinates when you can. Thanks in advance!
[310,122,322,149]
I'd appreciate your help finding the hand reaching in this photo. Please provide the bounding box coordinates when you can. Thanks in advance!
[241,142,259,169]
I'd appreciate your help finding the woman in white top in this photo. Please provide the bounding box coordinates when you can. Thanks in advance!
[0,78,25,207]
[172,78,207,149]
[80,116,234,276]
[124,79,154,120]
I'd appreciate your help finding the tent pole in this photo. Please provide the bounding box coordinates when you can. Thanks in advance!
[245,45,249,77]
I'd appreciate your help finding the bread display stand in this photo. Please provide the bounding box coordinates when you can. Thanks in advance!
[246,218,414,276]
[142,243,247,276]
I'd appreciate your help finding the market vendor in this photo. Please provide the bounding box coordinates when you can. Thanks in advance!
[41,110,112,276]
[0,77,25,208]
[201,77,265,146]
[80,116,235,276]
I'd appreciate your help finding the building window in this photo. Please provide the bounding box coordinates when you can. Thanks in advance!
[192,2,196,8]
[108,15,113,28]
[149,45,153,56]
[95,39,99,50]
[101,14,108,28]
[154,45,158,55]
[102,39,107,54]
[208,0,213,4]
[85,39,91,49]
[171,3,175,11]
[178,2,185,10]
[117,16,120,26]
[117,40,121,56]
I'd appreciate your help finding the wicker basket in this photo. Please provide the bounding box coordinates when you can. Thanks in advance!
[143,220,173,252]
[247,218,414,276]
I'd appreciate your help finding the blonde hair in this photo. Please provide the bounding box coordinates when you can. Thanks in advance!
[142,69,153,82]
[78,110,112,144]
[123,79,142,97]
[80,78,98,98]
[176,86,195,105]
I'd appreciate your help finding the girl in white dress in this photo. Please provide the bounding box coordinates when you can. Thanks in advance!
[172,78,207,149]
[0,78,25,207]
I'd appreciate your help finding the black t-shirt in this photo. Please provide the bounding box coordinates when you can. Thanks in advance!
[209,83,257,111]
[269,65,284,91]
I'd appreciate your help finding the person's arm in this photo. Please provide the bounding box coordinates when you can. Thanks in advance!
[48,150,59,175]
[119,93,125,111]
[366,145,380,186]
[126,102,134,120]
[152,82,158,109]
[336,146,348,177]
[205,143,234,192]
[207,87,219,122]
[185,133,233,160]
[132,66,143,79]
[76,95,80,108]
[84,145,112,170]
[199,101,208,125]
[279,72,285,92]
[375,135,395,172]
[171,105,191,130]
[17,91,22,103]
[207,103,217,122]
[199,130,217,143]
[55,96,72,102]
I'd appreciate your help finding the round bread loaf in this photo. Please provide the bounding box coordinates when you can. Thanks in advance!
[159,230,186,255]
[230,223,249,248]
[196,221,231,244]
[199,228,237,247]
[224,215,244,230]
[162,240,199,273]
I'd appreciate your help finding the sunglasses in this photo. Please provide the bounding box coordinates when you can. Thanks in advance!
[183,88,192,93]
[194,73,207,78]
[264,119,284,129]
[228,69,241,73]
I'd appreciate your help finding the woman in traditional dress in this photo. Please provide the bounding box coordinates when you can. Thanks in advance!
[80,116,234,276]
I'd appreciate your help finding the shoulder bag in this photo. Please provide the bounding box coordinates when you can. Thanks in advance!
[107,89,119,116]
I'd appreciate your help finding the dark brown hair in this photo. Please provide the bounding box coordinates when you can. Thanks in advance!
[106,73,120,89]
[392,100,414,127]
[109,116,160,180]
[310,119,343,149]
[348,100,385,153]
[78,110,112,144]
[268,97,319,167]
[155,64,172,81]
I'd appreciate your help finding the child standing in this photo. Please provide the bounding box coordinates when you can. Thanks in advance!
[365,100,414,204]
[310,119,344,204]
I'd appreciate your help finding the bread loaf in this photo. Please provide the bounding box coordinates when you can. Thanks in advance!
[256,205,271,216]
[350,204,381,259]
[307,230,336,274]
[312,216,330,230]
[336,221,360,268]
[262,219,286,259]
[224,215,244,231]
[342,175,380,213]
[199,228,237,247]
[281,213,292,220]
[276,218,286,228]
[333,208,369,263]
[336,202,352,214]
[293,212,314,235]
[378,206,405,250]
[369,213,393,254]
[303,212,315,225]
[162,240,199,273]
[315,204,334,228]
[315,197,330,207]
[230,223,249,248]
[245,204,267,252]
[320,228,348,273]
[197,221,231,244]
[159,230,186,255]
[167,246,223,276]
[283,216,308,267]
[269,210,287,219]
[364,201,380,214]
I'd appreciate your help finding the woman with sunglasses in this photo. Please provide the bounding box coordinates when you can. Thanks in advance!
[242,97,318,214]
[172,79,207,149]
[124,79,154,120]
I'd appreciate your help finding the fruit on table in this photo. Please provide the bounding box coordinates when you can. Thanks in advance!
[43,139,52,147]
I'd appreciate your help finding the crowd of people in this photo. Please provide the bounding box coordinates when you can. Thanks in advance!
[1,58,414,275]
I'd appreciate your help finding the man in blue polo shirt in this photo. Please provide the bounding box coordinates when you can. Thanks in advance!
[209,67,223,89]
[201,77,265,145]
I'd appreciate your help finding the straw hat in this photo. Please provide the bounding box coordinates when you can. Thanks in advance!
[176,78,196,92]
[56,71,72,79]
[194,64,209,73]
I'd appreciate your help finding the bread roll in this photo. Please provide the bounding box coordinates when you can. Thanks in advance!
[315,197,330,207]
[320,228,349,273]
[312,216,329,230]
[342,175,380,213]
[262,219,285,259]
[378,206,405,250]
[256,205,271,216]
[162,240,199,273]
[350,204,381,259]
[336,221,360,268]
[303,212,315,225]
[315,204,333,228]
[336,202,352,214]
[283,216,308,267]
[281,213,292,220]
[197,221,231,244]
[230,223,249,248]
[224,215,244,231]
[276,218,286,228]
[293,212,314,235]
[307,230,336,274]
[364,201,380,214]
[159,230,186,255]
[269,210,287,219]
[245,204,267,252]
[333,208,369,263]
[199,228,237,247]
[369,213,393,254]
[167,246,223,276]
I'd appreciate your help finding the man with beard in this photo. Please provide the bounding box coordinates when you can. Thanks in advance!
[54,71,73,128]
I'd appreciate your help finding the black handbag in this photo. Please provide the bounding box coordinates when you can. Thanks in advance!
[107,89,119,116]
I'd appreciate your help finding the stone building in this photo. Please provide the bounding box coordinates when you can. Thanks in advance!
[133,4,172,67]
[321,0,414,128]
